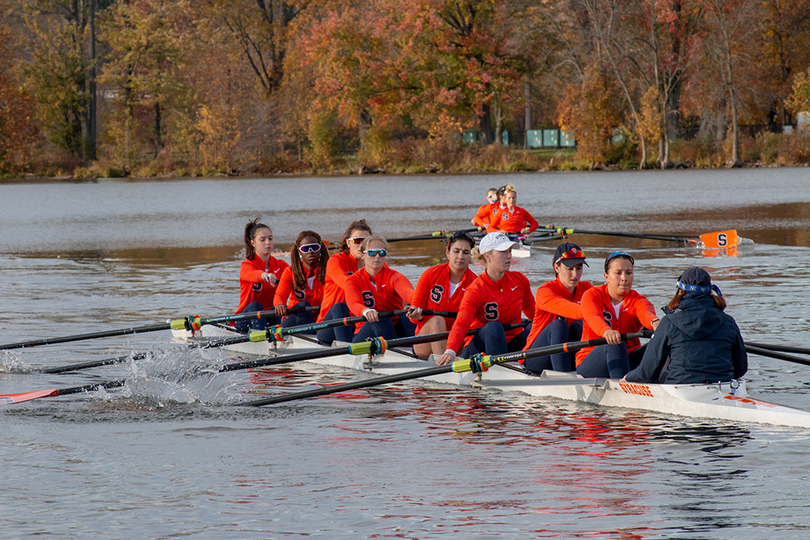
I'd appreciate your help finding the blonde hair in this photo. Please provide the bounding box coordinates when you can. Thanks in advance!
[360,234,389,252]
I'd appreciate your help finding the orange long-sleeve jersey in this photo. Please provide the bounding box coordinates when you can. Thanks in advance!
[523,278,593,350]
[486,206,539,234]
[445,270,535,353]
[575,284,657,365]
[273,266,324,309]
[410,263,477,333]
[317,251,360,322]
[345,264,415,332]
[235,255,290,314]
[472,202,503,227]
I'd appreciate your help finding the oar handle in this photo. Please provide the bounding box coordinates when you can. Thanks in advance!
[221,319,529,373]
[219,329,452,372]
[246,309,409,343]
[387,228,482,243]
[237,330,650,406]
[449,330,650,374]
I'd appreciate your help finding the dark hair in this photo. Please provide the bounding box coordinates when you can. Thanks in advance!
[667,289,727,312]
[339,219,373,253]
[244,218,272,260]
[290,230,328,290]
[447,231,475,250]
[604,251,634,273]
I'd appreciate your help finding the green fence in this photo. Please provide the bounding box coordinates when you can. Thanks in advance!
[526,129,576,148]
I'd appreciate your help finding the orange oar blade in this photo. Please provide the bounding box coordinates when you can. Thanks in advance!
[0,389,59,405]
[700,230,738,249]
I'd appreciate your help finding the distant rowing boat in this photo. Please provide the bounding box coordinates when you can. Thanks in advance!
[175,325,810,429]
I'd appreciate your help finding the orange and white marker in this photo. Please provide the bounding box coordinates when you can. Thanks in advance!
[700,230,738,249]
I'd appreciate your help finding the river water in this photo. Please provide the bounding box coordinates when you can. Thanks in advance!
[1,168,810,539]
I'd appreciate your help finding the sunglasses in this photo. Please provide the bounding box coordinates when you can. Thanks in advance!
[298,243,321,254]
[555,248,585,264]
[364,249,388,258]
[605,251,635,271]
[449,231,475,244]
[487,193,498,200]
[348,237,368,245]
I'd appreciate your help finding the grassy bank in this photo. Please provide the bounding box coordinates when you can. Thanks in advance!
[4,131,810,182]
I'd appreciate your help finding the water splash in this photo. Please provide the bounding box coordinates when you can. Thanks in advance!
[0,351,35,373]
[112,346,239,407]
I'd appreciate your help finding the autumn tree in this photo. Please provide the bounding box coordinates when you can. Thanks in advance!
[621,0,702,167]
[299,0,524,155]
[18,0,94,159]
[758,0,810,126]
[99,0,193,163]
[0,4,40,172]
[558,65,624,163]
[696,0,762,165]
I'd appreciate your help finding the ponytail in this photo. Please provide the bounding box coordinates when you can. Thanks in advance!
[244,218,271,260]
[339,219,372,254]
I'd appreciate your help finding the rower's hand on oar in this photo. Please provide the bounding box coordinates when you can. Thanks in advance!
[363,309,380,323]
[604,329,622,345]
[407,306,423,321]
[261,272,278,286]
[275,303,288,317]
[436,351,455,366]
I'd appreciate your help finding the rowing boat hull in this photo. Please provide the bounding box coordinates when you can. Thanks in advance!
[174,325,810,429]
[471,369,810,429]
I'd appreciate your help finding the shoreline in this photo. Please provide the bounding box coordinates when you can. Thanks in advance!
[2,160,808,184]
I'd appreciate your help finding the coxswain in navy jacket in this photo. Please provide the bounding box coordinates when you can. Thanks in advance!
[625,295,747,384]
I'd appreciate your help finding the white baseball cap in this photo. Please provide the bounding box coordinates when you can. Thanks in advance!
[478,232,526,254]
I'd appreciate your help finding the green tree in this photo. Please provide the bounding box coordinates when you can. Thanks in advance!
[19,0,93,159]
[99,0,192,162]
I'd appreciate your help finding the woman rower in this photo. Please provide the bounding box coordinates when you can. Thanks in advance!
[273,231,329,328]
[471,187,499,227]
[624,267,747,384]
[345,235,416,342]
[522,242,593,374]
[234,218,289,333]
[316,219,373,344]
[436,232,535,366]
[486,185,539,235]
[575,252,659,378]
[407,231,478,359]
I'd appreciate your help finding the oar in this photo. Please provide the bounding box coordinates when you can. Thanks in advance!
[549,228,739,248]
[0,306,316,351]
[0,321,484,405]
[238,330,650,406]
[745,345,810,368]
[38,309,451,374]
[386,228,481,243]
[0,380,126,405]
[548,228,695,244]
[216,321,517,373]
[745,342,810,356]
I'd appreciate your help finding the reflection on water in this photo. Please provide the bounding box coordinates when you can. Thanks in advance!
[3,170,810,538]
